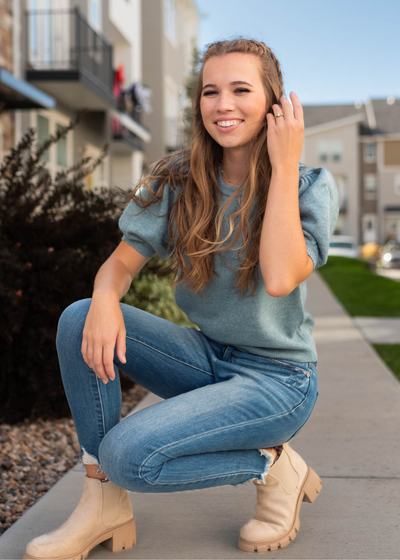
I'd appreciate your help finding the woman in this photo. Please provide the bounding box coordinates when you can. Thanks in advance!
[24,38,339,559]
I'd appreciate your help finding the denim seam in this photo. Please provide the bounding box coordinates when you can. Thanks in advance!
[261,357,310,376]
[222,345,230,360]
[139,387,311,483]
[232,358,312,391]
[125,335,214,377]
[139,469,267,486]
[95,375,106,438]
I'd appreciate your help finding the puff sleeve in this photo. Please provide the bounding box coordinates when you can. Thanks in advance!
[118,179,176,260]
[298,166,340,270]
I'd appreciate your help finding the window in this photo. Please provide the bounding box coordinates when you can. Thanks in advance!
[332,141,342,162]
[364,174,377,198]
[318,141,342,163]
[364,142,376,163]
[37,114,50,162]
[329,241,355,249]
[164,0,177,44]
[333,175,347,211]
[34,111,72,177]
[83,142,108,190]
[56,123,68,167]
[43,0,51,66]
[89,0,101,31]
[318,141,328,163]
[30,0,38,58]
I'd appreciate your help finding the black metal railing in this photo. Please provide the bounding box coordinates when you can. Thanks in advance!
[111,105,144,151]
[25,8,113,92]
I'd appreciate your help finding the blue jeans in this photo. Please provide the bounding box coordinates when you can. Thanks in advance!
[56,298,319,493]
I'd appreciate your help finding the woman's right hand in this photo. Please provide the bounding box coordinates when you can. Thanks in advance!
[81,295,127,384]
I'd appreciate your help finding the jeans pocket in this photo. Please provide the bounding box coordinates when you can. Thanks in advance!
[261,357,311,392]
[264,356,311,375]
[231,352,313,394]
[248,358,313,395]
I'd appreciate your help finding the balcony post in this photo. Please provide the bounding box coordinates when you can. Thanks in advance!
[74,7,81,72]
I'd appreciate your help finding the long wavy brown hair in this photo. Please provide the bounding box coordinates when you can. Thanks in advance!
[119,38,306,298]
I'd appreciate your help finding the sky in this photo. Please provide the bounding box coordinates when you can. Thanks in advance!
[195,0,400,106]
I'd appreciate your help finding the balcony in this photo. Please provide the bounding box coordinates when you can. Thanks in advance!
[110,93,151,153]
[0,68,56,110]
[25,8,115,110]
[111,106,145,153]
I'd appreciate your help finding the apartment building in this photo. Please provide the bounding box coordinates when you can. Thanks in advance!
[3,0,150,190]
[141,0,199,166]
[302,97,400,245]
[0,0,56,158]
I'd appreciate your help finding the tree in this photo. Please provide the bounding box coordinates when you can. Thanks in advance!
[181,40,200,148]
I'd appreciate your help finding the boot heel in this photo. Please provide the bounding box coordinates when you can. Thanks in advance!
[101,519,137,552]
[302,465,322,503]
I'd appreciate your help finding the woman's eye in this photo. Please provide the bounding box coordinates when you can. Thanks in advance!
[202,88,250,96]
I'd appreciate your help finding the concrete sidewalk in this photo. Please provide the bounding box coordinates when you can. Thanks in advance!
[352,316,400,343]
[1,271,400,559]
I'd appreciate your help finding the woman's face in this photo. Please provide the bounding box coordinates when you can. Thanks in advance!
[200,52,268,151]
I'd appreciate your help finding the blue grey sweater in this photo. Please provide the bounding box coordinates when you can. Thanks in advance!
[118,163,339,362]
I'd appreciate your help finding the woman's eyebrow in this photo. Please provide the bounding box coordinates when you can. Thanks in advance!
[202,80,253,91]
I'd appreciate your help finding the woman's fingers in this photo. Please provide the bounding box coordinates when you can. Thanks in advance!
[81,336,89,367]
[272,102,286,125]
[116,330,127,364]
[289,91,304,124]
[103,342,116,381]
[93,340,109,383]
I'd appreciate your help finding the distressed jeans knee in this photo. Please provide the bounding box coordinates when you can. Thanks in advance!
[80,446,105,475]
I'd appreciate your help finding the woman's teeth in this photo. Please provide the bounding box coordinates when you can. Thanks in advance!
[216,120,242,127]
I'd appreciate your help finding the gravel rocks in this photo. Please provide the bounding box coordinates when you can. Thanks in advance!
[0,384,148,536]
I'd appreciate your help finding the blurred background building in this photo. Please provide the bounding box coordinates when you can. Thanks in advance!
[302,98,400,245]
[141,0,199,164]
[1,0,399,245]
[1,0,199,191]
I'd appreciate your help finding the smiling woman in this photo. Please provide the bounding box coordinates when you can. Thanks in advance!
[200,54,269,183]
[23,38,339,560]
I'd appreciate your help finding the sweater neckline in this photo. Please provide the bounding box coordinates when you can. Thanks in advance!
[217,163,242,196]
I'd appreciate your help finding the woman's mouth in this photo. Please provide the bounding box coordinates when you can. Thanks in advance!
[214,119,244,132]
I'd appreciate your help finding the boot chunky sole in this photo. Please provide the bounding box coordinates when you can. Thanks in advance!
[23,518,136,560]
[237,464,322,552]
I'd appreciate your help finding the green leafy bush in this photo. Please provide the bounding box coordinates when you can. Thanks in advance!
[0,118,194,424]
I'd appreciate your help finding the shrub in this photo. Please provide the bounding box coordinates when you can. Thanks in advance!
[0,119,124,423]
[0,117,197,424]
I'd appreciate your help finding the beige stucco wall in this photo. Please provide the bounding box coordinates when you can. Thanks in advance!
[142,0,198,166]
[302,121,360,242]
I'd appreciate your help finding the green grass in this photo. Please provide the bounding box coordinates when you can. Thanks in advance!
[318,256,400,316]
[372,344,400,382]
[319,256,400,382]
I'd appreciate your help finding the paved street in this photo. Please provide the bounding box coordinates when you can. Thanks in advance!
[1,271,399,559]
[376,267,400,283]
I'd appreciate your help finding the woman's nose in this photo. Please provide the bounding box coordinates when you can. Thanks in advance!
[215,92,235,112]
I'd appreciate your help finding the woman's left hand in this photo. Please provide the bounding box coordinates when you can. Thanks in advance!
[266,92,304,173]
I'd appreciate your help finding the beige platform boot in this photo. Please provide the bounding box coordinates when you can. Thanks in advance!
[23,476,136,560]
[238,442,322,552]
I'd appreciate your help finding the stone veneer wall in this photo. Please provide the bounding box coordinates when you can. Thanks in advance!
[0,0,14,155]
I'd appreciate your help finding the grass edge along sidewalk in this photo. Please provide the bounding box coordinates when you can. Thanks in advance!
[319,255,400,381]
